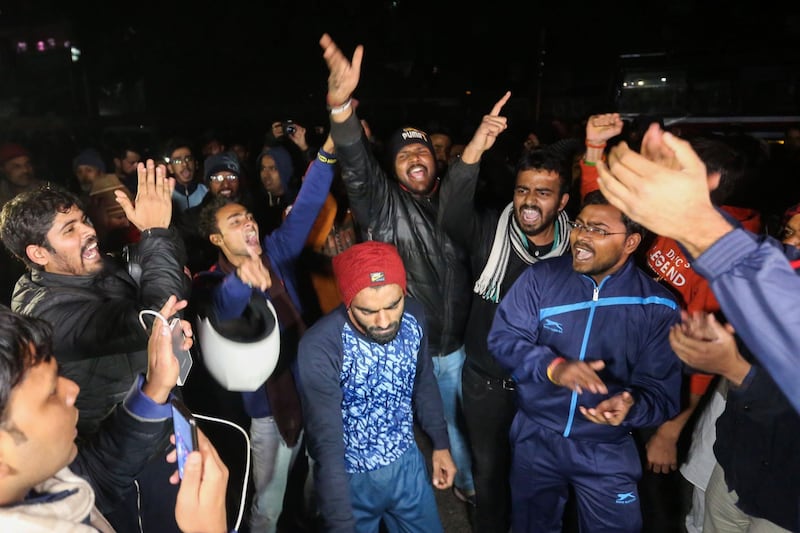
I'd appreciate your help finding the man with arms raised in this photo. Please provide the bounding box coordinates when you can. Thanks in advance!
[439,91,572,532]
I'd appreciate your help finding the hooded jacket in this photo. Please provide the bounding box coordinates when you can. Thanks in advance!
[329,112,471,357]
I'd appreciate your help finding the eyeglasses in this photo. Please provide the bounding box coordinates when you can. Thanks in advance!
[784,226,797,238]
[165,155,195,166]
[208,174,239,183]
[568,220,627,238]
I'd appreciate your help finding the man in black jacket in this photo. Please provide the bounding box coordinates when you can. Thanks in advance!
[320,33,475,503]
[438,92,572,532]
[0,160,190,533]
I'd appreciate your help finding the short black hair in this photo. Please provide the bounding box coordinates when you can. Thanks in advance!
[0,305,54,424]
[582,189,645,238]
[0,185,84,270]
[515,147,572,197]
[689,136,744,206]
[198,195,233,239]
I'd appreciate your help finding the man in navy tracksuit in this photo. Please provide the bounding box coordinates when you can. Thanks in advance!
[488,190,682,532]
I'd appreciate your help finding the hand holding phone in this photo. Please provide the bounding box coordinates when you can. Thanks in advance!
[169,318,193,386]
[171,398,199,480]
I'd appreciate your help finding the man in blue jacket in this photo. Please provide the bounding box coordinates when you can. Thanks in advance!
[488,190,682,533]
[191,137,335,533]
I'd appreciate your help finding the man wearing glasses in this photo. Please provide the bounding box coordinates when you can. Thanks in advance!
[162,137,207,212]
[174,151,248,275]
[488,190,682,533]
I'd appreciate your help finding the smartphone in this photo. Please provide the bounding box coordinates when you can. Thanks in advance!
[169,318,193,387]
[171,398,198,480]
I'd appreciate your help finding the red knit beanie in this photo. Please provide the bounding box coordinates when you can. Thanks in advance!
[332,241,407,308]
[782,202,800,228]
[0,143,29,165]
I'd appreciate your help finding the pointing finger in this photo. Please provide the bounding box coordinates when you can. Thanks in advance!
[490,91,511,116]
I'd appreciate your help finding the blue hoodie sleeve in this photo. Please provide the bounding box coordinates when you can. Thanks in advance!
[265,154,336,266]
[211,270,253,320]
[487,266,561,383]
[693,228,800,415]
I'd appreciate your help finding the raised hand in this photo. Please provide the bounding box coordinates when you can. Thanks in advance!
[596,126,731,257]
[319,33,363,109]
[115,159,174,231]
[143,295,192,403]
[586,113,624,145]
[461,91,511,164]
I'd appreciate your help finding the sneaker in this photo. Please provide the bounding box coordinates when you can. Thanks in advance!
[453,486,477,506]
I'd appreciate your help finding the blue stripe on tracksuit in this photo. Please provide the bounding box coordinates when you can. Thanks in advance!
[487,255,682,533]
[541,281,678,438]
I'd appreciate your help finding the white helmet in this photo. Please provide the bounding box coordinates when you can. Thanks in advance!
[196,296,281,391]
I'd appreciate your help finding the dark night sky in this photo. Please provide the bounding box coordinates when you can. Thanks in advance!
[1,1,799,143]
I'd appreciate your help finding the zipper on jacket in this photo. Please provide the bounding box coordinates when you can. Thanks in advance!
[563,275,607,438]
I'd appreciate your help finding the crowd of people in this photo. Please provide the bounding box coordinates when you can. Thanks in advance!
[0,31,798,533]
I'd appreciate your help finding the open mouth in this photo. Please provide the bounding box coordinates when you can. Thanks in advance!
[244,229,259,246]
[81,240,99,261]
[407,165,427,182]
[519,206,542,225]
[573,244,594,261]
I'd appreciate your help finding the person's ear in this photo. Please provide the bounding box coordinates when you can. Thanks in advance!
[209,233,222,247]
[25,244,49,268]
[558,193,570,212]
[624,232,642,253]
[707,171,721,192]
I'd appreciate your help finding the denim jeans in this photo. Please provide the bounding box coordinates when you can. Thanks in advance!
[431,345,474,493]
[249,416,303,533]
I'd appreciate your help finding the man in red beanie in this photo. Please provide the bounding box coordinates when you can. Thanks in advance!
[320,33,475,507]
[0,142,42,209]
[298,240,457,533]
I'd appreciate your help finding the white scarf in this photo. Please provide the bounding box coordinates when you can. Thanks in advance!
[474,205,570,303]
[0,467,115,532]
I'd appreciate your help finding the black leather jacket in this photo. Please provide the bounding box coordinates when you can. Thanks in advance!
[11,227,189,437]
[330,113,470,356]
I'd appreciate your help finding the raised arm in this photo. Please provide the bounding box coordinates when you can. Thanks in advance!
[319,33,363,124]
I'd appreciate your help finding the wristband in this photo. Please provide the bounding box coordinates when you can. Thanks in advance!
[582,159,597,167]
[546,357,566,384]
[317,151,337,165]
[328,98,352,115]
[585,141,607,149]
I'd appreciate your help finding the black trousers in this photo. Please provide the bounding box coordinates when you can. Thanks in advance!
[461,362,518,533]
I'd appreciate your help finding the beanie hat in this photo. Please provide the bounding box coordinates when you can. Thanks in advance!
[204,151,240,182]
[72,148,106,173]
[332,241,407,308]
[386,127,435,164]
[0,142,30,165]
